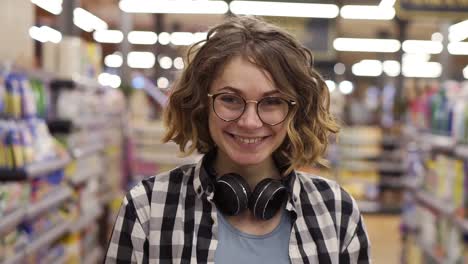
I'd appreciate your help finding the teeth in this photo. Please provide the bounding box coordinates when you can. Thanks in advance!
[234,136,263,144]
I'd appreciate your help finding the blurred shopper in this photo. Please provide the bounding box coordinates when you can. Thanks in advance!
[106,16,371,263]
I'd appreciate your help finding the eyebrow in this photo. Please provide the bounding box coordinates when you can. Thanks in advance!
[218,86,281,97]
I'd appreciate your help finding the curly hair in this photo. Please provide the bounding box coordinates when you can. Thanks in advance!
[162,15,339,175]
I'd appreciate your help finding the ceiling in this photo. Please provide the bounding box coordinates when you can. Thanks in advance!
[36,0,468,80]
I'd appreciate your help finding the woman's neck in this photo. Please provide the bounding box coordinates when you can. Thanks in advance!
[213,153,280,190]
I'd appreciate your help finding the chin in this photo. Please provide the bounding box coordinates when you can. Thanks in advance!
[226,150,270,167]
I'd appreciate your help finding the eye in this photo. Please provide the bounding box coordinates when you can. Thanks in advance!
[218,94,243,105]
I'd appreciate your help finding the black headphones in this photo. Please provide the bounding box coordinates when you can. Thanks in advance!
[212,172,288,221]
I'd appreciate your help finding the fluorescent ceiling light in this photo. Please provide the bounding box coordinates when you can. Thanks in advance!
[127,52,155,68]
[463,65,468,79]
[340,5,395,20]
[157,77,170,89]
[171,32,195,46]
[173,57,185,70]
[431,32,443,42]
[333,38,401,53]
[448,42,468,55]
[352,60,383,77]
[449,20,468,42]
[93,30,124,43]
[158,32,171,45]
[383,60,400,77]
[104,54,123,68]
[379,0,396,7]
[73,8,108,32]
[403,53,430,64]
[402,62,442,78]
[98,73,121,88]
[339,80,354,95]
[31,0,62,15]
[402,40,443,54]
[159,56,173,69]
[29,26,62,43]
[325,80,336,92]
[128,31,158,45]
[119,0,228,14]
[230,1,339,18]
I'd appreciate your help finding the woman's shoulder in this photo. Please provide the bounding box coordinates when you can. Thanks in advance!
[295,170,360,213]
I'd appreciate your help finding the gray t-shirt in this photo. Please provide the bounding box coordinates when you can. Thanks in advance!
[215,210,292,264]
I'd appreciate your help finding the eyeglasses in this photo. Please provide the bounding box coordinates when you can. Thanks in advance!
[207,92,296,126]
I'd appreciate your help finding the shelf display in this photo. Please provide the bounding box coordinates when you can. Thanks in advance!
[401,80,468,263]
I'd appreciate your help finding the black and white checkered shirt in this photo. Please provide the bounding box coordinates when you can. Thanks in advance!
[105,155,371,263]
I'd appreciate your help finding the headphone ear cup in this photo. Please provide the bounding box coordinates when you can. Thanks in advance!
[249,179,287,220]
[214,173,251,216]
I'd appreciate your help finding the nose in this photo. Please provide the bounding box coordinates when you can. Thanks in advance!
[237,103,263,129]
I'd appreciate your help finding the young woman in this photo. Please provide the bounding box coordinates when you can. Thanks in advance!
[106,16,371,264]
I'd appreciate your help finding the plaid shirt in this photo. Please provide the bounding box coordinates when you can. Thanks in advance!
[105,156,371,263]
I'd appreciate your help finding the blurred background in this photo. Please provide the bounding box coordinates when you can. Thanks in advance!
[0,0,468,263]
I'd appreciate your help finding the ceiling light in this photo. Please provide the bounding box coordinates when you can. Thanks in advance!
[448,42,468,55]
[93,30,124,43]
[31,0,62,15]
[159,56,173,69]
[325,80,336,92]
[402,62,442,78]
[340,5,395,20]
[333,38,401,53]
[449,20,468,42]
[158,32,171,45]
[402,40,443,54]
[127,52,155,68]
[352,60,383,77]
[463,65,468,79]
[98,73,121,88]
[383,60,400,77]
[128,31,158,45]
[229,1,339,18]
[104,54,123,68]
[170,32,195,46]
[173,57,185,70]
[29,26,62,43]
[339,80,354,95]
[431,32,443,42]
[119,0,229,14]
[379,0,396,7]
[157,77,170,89]
[334,63,346,75]
[73,8,108,32]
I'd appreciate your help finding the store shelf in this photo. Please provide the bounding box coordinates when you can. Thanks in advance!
[25,220,70,256]
[414,191,455,217]
[357,200,401,214]
[51,254,68,264]
[0,207,26,235]
[455,144,468,160]
[25,156,72,179]
[420,133,456,151]
[26,187,72,219]
[380,177,404,188]
[2,250,25,264]
[84,247,103,264]
[70,168,102,186]
[378,161,405,174]
[70,143,105,160]
[71,207,103,233]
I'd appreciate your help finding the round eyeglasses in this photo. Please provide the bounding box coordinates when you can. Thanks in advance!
[207,92,296,126]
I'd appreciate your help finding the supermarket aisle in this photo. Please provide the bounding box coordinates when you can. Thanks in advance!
[364,214,402,264]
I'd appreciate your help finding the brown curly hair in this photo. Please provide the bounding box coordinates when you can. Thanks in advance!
[162,15,339,175]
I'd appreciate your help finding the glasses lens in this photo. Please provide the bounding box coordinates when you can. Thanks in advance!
[258,97,289,125]
[214,93,245,121]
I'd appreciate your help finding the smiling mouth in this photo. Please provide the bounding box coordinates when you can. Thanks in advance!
[226,132,269,144]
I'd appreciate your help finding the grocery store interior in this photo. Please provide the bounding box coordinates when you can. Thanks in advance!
[1,0,468,263]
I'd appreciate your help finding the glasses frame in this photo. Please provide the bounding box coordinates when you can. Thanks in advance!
[207,92,296,126]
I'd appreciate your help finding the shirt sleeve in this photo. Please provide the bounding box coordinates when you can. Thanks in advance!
[339,215,371,263]
[105,194,148,264]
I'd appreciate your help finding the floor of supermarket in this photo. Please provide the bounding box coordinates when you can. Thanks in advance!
[364,214,402,264]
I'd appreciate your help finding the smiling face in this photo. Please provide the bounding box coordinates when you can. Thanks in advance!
[208,56,289,170]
